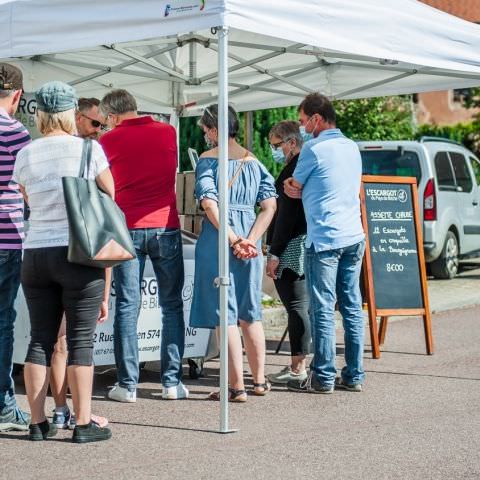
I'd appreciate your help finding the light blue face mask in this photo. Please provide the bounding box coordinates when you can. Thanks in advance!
[270,145,286,164]
[299,126,313,142]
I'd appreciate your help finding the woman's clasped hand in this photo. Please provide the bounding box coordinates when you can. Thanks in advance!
[231,236,258,259]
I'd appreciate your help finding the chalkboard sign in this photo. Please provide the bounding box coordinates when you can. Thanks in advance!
[360,175,433,359]
[363,182,423,309]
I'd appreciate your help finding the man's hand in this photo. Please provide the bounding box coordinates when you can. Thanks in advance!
[97,300,109,324]
[284,177,303,199]
[266,258,280,280]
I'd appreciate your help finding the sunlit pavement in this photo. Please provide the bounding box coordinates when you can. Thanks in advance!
[2,301,479,480]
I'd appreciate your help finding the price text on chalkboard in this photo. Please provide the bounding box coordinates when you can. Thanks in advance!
[363,182,423,309]
[360,175,433,359]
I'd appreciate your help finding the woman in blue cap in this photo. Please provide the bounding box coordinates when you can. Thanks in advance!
[13,81,113,443]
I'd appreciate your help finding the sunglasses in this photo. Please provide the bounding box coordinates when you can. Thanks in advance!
[80,113,107,130]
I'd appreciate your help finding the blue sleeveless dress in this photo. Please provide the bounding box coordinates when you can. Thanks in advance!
[189,157,277,328]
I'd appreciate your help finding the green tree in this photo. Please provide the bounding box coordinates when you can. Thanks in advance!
[334,96,415,141]
[179,96,415,175]
[415,122,480,156]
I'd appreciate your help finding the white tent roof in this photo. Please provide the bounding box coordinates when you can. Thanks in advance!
[1,0,480,114]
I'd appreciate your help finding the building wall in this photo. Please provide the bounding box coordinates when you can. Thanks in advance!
[416,1,480,126]
[420,0,480,22]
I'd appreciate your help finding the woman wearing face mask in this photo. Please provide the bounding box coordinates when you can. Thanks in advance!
[190,104,277,402]
[265,121,311,385]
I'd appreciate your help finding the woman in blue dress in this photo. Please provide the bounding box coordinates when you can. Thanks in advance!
[190,105,277,402]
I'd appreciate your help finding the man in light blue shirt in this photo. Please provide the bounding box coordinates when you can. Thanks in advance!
[284,93,366,394]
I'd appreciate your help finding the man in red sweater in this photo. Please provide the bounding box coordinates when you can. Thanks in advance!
[99,89,187,402]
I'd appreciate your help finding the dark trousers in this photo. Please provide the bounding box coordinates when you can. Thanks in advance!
[274,268,311,356]
[22,247,105,367]
[0,249,22,411]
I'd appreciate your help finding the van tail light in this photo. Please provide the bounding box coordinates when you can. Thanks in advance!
[424,178,436,221]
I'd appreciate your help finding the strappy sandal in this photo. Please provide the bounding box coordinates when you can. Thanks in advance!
[252,381,272,396]
[207,388,247,403]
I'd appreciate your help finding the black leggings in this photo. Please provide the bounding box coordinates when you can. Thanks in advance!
[21,247,105,367]
[274,268,311,356]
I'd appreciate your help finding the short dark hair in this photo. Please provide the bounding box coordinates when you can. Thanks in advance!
[199,104,239,138]
[77,97,100,113]
[298,93,336,124]
[100,89,137,116]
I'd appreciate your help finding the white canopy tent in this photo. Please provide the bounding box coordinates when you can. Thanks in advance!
[2,0,480,432]
[2,0,480,115]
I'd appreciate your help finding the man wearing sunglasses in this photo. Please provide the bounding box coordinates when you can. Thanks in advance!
[75,97,107,139]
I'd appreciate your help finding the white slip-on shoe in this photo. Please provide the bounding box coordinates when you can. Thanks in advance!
[107,384,137,403]
[162,382,189,400]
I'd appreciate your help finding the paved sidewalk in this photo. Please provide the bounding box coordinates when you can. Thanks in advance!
[1,305,479,480]
[263,261,480,338]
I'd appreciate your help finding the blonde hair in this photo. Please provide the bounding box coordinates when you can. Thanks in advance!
[35,109,77,136]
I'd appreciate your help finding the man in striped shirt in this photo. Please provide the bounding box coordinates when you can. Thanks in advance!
[0,63,31,431]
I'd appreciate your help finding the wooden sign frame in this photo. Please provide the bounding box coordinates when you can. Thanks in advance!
[360,175,434,359]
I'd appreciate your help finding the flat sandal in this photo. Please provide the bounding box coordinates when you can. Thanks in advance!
[252,381,272,396]
[207,388,247,403]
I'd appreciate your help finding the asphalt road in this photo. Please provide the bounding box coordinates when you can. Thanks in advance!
[1,304,479,480]
[264,260,480,338]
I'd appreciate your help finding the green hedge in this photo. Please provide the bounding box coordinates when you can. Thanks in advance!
[415,123,479,156]
[178,96,480,175]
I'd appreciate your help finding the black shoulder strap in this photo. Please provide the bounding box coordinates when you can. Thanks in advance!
[78,139,93,178]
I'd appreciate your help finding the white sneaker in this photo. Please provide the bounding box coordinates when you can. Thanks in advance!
[162,382,189,400]
[107,384,136,403]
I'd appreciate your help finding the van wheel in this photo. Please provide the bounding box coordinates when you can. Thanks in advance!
[430,231,459,279]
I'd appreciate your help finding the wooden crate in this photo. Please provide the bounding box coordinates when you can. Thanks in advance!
[193,214,204,235]
[175,173,185,214]
[179,214,195,233]
[183,171,197,214]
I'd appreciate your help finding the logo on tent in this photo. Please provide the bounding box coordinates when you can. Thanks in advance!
[164,2,204,17]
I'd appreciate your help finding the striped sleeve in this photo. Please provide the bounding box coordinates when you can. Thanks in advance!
[1,122,31,157]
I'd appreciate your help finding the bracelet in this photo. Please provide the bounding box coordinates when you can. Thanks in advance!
[230,238,242,248]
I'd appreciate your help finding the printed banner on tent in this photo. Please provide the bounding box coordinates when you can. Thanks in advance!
[14,92,41,139]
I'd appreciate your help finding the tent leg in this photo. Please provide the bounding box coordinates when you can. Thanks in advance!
[217,25,237,434]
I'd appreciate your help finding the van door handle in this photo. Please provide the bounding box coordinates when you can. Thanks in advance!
[473,201,479,206]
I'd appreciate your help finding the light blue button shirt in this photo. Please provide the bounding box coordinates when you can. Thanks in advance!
[293,128,365,252]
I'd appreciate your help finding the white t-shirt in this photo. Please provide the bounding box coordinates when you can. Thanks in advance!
[13,136,109,249]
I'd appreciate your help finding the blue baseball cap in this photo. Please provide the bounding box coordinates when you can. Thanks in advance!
[35,81,78,113]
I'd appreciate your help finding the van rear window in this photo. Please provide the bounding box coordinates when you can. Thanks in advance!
[360,150,422,183]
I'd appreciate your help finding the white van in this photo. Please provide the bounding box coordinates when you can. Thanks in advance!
[358,137,480,279]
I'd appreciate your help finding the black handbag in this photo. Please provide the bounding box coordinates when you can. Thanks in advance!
[62,139,136,268]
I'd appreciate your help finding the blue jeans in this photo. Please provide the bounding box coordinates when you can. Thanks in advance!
[113,228,185,389]
[305,241,366,386]
[0,249,22,412]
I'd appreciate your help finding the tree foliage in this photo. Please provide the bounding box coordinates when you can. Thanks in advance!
[416,122,480,156]
[334,96,415,141]
[179,96,415,174]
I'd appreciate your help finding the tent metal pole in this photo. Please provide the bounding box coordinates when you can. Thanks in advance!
[334,71,417,98]
[217,25,236,434]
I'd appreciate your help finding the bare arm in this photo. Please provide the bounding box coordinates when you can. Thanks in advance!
[95,167,114,322]
[201,198,239,245]
[95,167,115,200]
[247,197,277,244]
[19,184,28,204]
